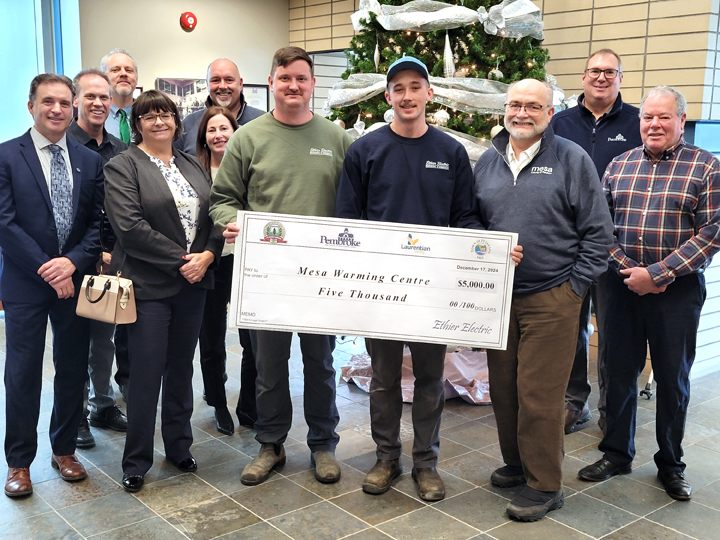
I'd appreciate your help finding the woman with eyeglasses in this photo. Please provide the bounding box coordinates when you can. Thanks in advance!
[104,90,223,493]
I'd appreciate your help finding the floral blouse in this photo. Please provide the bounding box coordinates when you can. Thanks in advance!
[148,154,199,252]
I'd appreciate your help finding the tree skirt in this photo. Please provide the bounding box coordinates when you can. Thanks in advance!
[341,347,490,404]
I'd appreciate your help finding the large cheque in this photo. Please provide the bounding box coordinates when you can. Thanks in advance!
[230,211,517,349]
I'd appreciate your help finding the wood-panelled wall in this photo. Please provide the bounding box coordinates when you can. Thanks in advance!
[289,0,720,119]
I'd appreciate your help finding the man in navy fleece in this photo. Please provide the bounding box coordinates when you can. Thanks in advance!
[551,49,641,435]
[473,79,613,522]
[335,56,515,502]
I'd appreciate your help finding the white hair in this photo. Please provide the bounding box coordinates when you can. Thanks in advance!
[100,48,138,75]
[640,86,687,117]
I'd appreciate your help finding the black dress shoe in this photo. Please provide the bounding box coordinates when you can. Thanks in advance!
[578,458,632,482]
[214,407,235,435]
[657,470,692,500]
[89,405,128,432]
[122,474,144,493]
[173,457,197,473]
[76,417,96,449]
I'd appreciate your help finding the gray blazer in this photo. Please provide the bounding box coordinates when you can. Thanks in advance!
[104,145,223,300]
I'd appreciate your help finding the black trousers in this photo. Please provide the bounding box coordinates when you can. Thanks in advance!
[199,255,232,408]
[197,254,257,419]
[4,297,89,467]
[122,286,206,475]
[237,328,258,423]
[600,271,705,472]
[113,324,130,389]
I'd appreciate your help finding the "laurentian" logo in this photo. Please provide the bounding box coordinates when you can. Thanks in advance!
[607,133,627,142]
[530,166,553,174]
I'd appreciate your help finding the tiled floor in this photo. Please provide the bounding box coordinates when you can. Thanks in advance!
[1,324,720,539]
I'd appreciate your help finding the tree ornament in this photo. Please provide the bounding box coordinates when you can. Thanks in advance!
[354,114,366,136]
[383,109,395,123]
[545,73,557,86]
[434,109,450,127]
[333,119,345,129]
[443,31,456,79]
[490,124,504,138]
[374,40,380,71]
[489,58,504,80]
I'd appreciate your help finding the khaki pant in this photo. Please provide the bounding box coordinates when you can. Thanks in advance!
[487,281,584,492]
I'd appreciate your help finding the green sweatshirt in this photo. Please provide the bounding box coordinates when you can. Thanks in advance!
[209,113,353,227]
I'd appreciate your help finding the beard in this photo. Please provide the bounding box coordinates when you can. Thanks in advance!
[505,117,547,140]
[214,92,233,107]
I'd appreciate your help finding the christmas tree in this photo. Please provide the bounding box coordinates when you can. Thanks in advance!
[328,0,550,140]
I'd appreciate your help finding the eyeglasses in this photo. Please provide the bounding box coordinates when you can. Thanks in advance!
[504,102,551,114]
[139,112,174,124]
[584,68,621,80]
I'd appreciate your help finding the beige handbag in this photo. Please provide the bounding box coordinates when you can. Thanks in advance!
[76,273,137,324]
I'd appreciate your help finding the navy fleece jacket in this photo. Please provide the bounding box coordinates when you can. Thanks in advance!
[336,125,481,228]
[551,93,641,180]
[473,126,613,296]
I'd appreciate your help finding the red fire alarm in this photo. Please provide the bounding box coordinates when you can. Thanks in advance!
[180,12,197,32]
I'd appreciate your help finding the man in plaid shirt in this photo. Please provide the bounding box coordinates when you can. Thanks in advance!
[578,86,720,501]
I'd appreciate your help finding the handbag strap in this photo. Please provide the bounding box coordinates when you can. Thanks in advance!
[85,276,112,303]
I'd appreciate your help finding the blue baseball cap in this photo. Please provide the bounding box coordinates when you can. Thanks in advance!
[387,55,429,83]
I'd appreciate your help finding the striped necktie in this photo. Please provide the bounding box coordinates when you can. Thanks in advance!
[118,108,131,144]
[48,144,74,252]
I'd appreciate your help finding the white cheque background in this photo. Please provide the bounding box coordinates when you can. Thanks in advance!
[230,212,517,349]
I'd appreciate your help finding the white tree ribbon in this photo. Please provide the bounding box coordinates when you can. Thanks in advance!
[352,0,543,40]
[324,73,511,115]
[351,0,478,32]
[477,0,544,40]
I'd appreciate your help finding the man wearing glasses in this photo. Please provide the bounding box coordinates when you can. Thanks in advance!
[473,79,613,521]
[551,49,642,435]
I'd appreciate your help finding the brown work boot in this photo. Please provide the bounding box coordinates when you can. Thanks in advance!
[241,444,286,486]
[5,468,32,497]
[311,451,341,484]
[412,466,445,501]
[362,458,403,494]
[51,454,87,482]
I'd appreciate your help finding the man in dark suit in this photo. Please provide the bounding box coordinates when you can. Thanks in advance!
[67,69,128,450]
[0,74,104,498]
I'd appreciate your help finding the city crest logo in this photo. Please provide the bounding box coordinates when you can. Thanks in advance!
[320,228,361,247]
[472,239,491,259]
[260,221,287,244]
[401,234,430,252]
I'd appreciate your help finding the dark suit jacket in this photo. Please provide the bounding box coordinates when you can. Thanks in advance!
[104,145,223,300]
[0,130,104,303]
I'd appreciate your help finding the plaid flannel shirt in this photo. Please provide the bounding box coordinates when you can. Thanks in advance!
[603,138,720,287]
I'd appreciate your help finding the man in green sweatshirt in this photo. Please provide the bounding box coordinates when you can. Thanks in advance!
[210,46,353,486]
